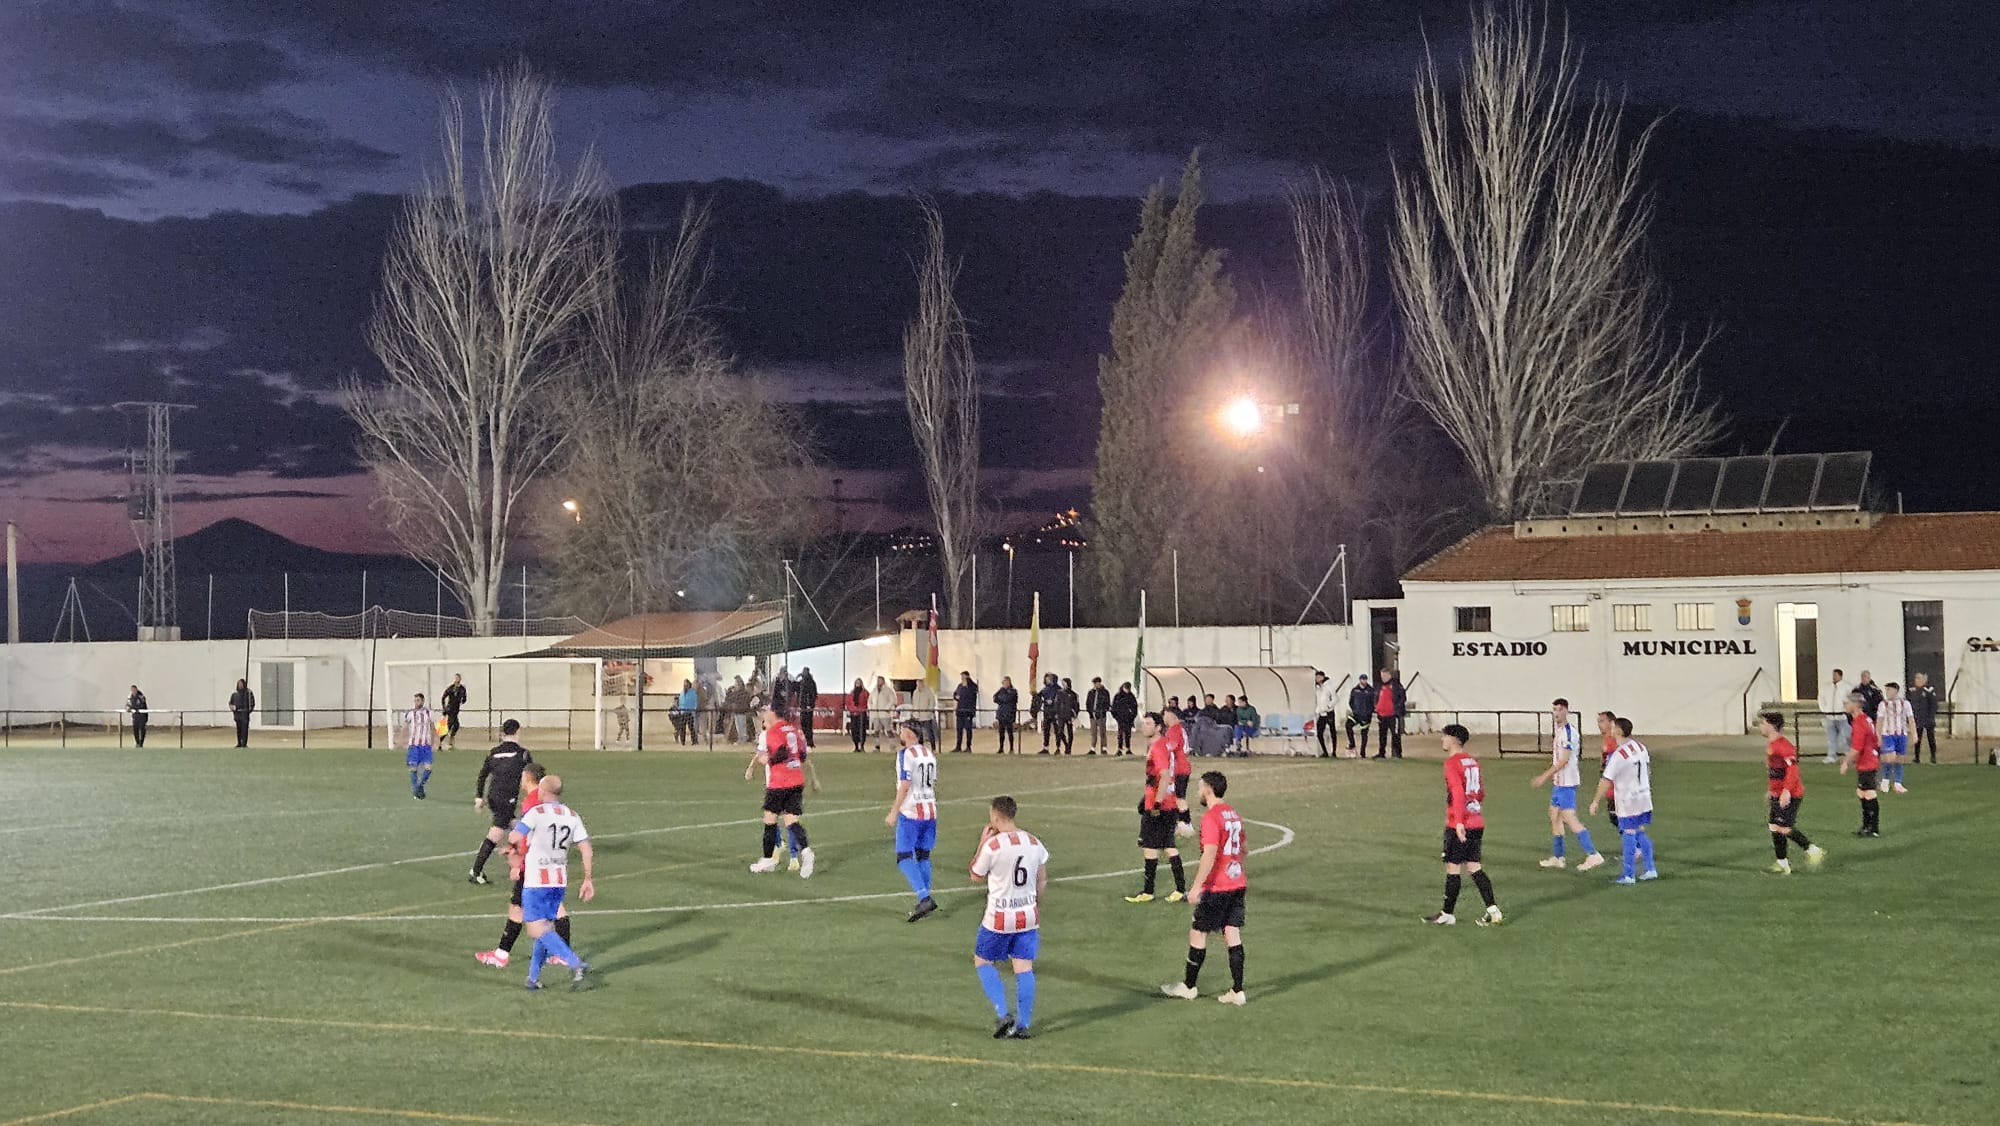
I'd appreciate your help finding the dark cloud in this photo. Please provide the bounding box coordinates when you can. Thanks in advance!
[0,0,299,99]
[51,488,348,505]
[0,156,151,198]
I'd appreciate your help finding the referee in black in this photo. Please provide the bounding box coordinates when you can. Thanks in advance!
[469,718,534,884]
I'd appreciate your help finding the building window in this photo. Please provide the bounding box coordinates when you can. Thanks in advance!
[1551,604,1591,632]
[1612,604,1652,632]
[1454,606,1492,633]
[1675,602,1716,631]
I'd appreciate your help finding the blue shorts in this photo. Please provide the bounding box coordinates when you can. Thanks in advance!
[895,815,938,855]
[1882,734,1908,755]
[405,744,434,767]
[974,926,1039,963]
[1617,811,1653,832]
[1550,785,1578,810]
[521,886,565,923]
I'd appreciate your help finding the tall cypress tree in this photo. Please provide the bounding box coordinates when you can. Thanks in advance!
[1090,154,1238,622]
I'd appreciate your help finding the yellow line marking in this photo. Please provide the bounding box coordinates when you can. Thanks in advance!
[0,1094,148,1126]
[0,1001,1927,1126]
[135,1093,617,1124]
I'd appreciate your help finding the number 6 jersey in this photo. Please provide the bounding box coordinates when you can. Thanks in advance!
[970,829,1049,933]
[511,801,590,888]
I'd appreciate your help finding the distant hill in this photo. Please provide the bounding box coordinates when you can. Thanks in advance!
[80,517,424,578]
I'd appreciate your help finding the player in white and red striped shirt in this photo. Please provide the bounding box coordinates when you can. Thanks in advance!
[969,796,1048,1040]
[886,721,940,922]
[1876,682,1914,794]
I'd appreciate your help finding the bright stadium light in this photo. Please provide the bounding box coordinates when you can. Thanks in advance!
[1221,396,1262,437]
[561,498,581,522]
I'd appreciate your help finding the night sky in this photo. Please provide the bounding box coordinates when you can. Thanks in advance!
[2,1,1996,564]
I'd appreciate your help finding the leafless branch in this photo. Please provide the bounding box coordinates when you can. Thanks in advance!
[901,198,981,627]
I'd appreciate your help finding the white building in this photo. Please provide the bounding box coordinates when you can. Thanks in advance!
[1368,510,2000,735]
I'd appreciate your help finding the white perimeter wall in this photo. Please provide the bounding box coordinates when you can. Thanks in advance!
[1389,570,2000,735]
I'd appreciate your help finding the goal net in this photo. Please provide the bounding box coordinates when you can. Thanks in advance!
[383,657,605,752]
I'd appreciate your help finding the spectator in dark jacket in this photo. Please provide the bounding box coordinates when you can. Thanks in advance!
[1033,675,1063,755]
[1059,678,1081,755]
[1085,677,1112,755]
[1344,675,1374,753]
[1110,682,1140,754]
[993,677,1020,754]
[845,679,870,753]
[229,678,254,747]
[1372,669,1406,759]
[1200,693,1225,726]
[1855,671,1884,721]
[952,671,980,753]
[1908,672,1940,764]
[127,685,149,747]
[796,668,819,747]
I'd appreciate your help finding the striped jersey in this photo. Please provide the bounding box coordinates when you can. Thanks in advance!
[970,829,1048,933]
[403,706,435,748]
[511,801,589,889]
[1550,718,1581,787]
[1876,696,1913,737]
[895,743,938,820]
[1605,739,1653,818]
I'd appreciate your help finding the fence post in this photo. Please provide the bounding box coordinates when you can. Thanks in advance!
[1974,713,1981,765]
[117,711,124,749]
[179,710,185,748]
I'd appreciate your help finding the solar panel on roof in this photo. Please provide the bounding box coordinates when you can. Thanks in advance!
[1761,453,1821,510]
[1714,456,1772,512]
[1573,462,1630,515]
[1618,461,1675,515]
[1665,458,1723,513]
[1812,451,1870,509]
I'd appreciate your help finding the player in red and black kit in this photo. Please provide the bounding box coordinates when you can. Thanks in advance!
[1427,724,1503,926]
[1594,710,1621,832]
[1166,707,1194,834]
[1838,693,1883,837]
[1758,712,1825,873]
[748,702,822,876]
[1125,713,1188,903]
[1160,771,1248,1005]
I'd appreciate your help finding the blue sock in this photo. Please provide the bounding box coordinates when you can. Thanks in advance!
[1895,761,1906,784]
[897,857,925,898]
[527,933,547,984]
[1016,970,1036,1030]
[787,824,806,854]
[536,927,579,969]
[1621,833,1637,879]
[975,963,1008,1018]
[418,767,431,789]
[409,769,419,792]
[1638,830,1655,872]
[1576,827,1596,854]
[1551,835,1565,858]
[917,859,933,895]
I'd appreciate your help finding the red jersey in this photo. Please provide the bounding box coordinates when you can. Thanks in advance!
[1199,802,1247,892]
[1375,684,1397,718]
[762,720,807,789]
[1143,735,1179,811]
[1164,723,1190,778]
[1443,750,1485,830]
[1766,736,1803,798]
[1848,713,1881,771]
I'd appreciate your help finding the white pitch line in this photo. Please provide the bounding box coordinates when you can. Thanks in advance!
[0,817,1295,924]
[3,766,1306,919]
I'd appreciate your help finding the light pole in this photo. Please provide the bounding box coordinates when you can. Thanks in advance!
[1216,395,1299,633]
[1003,541,1015,628]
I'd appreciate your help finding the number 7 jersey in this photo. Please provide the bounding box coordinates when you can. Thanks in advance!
[970,830,1049,933]
[511,801,590,888]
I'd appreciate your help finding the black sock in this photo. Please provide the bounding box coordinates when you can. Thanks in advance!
[1442,874,1462,914]
[1183,945,1206,988]
[1142,858,1158,894]
[498,919,522,953]
[555,914,571,944]
[792,823,809,850]
[1470,870,1497,908]
[762,823,780,858]
[1227,944,1244,992]
[1789,828,1813,849]
[473,838,497,876]
[1866,798,1880,831]
[1168,855,1187,893]
[1773,831,1789,860]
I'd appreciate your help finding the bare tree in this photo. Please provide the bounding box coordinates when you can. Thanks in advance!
[900,199,980,627]
[347,64,612,633]
[1391,1,1719,520]
[548,201,815,620]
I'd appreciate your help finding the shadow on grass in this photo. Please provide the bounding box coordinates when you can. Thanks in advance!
[722,981,969,1035]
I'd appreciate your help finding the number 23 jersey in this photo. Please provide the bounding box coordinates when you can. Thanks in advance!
[1200,802,1247,892]
[970,830,1048,933]
[512,802,590,888]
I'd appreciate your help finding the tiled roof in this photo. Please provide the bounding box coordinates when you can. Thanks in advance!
[1403,513,2000,583]
[551,609,781,650]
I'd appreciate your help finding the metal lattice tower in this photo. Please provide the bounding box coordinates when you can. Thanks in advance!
[114,402,192,641]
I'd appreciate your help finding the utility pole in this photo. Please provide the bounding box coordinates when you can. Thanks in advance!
[114,401,191,641]
[5,521,19,645]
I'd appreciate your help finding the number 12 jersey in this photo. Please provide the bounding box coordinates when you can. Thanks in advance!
[512,802,589,889]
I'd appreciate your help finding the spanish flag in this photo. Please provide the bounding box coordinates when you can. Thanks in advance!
[926,593,942,692]
[1027,591,1040,688]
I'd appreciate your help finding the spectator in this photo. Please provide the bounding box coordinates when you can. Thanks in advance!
[613,699,632,742]
[772,666,793,717]
[1085,677,1112,755]
[127,684,149,748]
[1060,678,1081,755]
[724,676,751,743]
[1234,694,1259,756]
[1344,674,1374,756]
[1166,695,1182,717]
[1372,669,1405,759]
[796,667,819,747]
[845,678,870,753]
[1855,670,1883,722]
[1111,681,1139,754]
[673,679,698,744]
[229,678,254,748]
[994,677,1020,754]
[952,671,980,753]
[872,675,893,745]
[1909,672,1940,764]
[1313,670,1341,758]
[1032,674,1063,755]
[1821,668,1850,763]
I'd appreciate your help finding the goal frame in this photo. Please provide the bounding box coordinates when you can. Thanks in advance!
[382,657,605,751]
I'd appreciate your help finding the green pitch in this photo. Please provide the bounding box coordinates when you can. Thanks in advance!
[2,744,1993,1125]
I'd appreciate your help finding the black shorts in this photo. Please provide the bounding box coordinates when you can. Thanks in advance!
[1442,827,1485,865]
[488,796,518,830]
[1768,795,1801,828]
[1192,887,1246,932]
[1138,808,1179,850]
[763,786,805,817]
[1856,769,1879,792]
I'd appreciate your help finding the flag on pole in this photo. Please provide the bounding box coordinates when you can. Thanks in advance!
[1027,592,1041,688]
[1134,589,1146,701]
[926,593,941,693]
